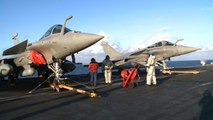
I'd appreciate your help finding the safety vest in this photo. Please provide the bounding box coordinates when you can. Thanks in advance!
[88,63,99,73]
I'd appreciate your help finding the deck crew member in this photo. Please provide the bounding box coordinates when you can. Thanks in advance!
[102,55,113,84]
[88,58,99,86]
[146,52,157,86]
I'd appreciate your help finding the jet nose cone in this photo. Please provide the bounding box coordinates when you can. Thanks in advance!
[178,46,200,55]
[185,47,200,53]
[75,33,104,50]
[82,34,104,47]
[87,34,104,43]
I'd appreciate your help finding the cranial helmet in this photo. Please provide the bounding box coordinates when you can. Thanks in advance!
[106,55,110,59]
[149,51,155,55]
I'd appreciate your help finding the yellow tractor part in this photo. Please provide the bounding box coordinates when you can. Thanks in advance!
[50,84,97,98]
[162,69,200,75]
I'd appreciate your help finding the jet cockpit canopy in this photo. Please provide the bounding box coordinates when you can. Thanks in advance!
[40,24,71,40]
[148,41,174,48]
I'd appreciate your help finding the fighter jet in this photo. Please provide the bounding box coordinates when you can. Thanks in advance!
[0,16,104,81]
[101,40,200,69]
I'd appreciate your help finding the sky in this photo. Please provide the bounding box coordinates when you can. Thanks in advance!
[0,0,213,63]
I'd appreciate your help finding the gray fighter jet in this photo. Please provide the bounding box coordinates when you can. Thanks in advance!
[101,40,200,69]
[0,16,103,80]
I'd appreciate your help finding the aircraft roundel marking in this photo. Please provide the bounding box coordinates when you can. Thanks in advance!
[30,51,46,65]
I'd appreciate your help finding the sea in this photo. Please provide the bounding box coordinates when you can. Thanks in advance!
[69,60,213,75]
[166,60,213,68]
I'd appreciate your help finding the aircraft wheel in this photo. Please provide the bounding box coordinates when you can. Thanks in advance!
[89,90,95,93]
[128,82,137,88]
[50,84,60,92]
[128,83,134,88]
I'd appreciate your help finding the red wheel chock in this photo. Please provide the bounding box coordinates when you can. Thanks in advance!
[121,64,140,88]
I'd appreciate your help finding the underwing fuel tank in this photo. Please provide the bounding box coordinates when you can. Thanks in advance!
[21,67,35,76]
[62,60,76,72]
[0,64,13,76]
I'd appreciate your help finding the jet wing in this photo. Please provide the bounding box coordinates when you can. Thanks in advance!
[0,54,22,61]
[3,40,28,56]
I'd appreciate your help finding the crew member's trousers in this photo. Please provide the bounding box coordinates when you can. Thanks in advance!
[90,72,97,86]
[104,70,112,84]
[146,66,157,85]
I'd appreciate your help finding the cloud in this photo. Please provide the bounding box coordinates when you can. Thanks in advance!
[205,42,213,51]
[99,31,110,43]
[158,26,170,32]
[195,42,213,51]
[125,29,171,52]
[201,7,213,11]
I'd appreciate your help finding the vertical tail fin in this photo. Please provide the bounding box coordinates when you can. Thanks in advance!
[101,41,123,59]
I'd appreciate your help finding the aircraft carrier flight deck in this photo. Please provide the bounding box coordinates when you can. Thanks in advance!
[0,65,213,120]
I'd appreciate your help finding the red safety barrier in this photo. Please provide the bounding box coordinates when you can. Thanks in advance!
[121,64,140,88]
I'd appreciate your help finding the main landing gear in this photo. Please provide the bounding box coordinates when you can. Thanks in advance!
[30,58,97,98]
